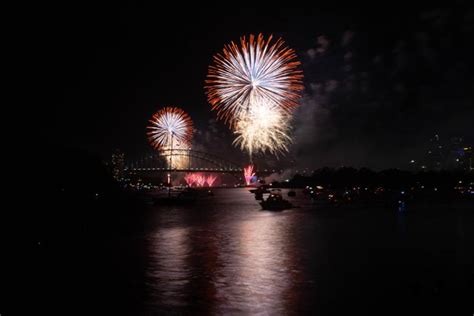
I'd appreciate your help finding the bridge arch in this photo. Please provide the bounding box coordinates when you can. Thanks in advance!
[128,149,243,173]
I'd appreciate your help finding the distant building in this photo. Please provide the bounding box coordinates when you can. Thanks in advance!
[111,149,125,180]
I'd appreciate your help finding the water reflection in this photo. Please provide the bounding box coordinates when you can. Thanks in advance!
[146,219,191,308]
[139,188,473,314]
[144,189,300,314]
[215,213,291,314]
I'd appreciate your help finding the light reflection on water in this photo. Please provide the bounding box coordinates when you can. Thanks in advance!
[146,225,191,307]
[140,187,474,314]
[219,214,291,314]
[144,188,303,314]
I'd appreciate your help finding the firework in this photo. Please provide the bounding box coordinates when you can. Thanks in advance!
[184,173,195,186]
[233,98,292,156]
[196,174,206,187]
[185,173,218,187]
[160,142,191,169]
[147,107,193,150]
[206,174,217,187]
[206,33,303,124]
[147,107,193,169]
[205,34,303,157]
[244,165,255,186]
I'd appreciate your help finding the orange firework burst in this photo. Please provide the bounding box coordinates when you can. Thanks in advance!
[147,107,193,149]
[205,33,304,126]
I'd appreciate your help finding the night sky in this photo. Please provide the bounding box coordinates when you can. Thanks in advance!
[34,3,474,169]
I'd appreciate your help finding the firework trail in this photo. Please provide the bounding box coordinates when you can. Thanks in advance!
[243,165,255,186]
[147,107,193,149]
[194,174,205,187]
[158,142,191,169]
[206,174,217,187]
[185,173,218,187]
[205,33,303,157]
[184,173,195,186]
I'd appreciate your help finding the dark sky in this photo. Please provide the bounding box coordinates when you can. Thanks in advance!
[33,3,474,169]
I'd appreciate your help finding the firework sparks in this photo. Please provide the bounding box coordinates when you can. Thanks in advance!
[244,165,255,186]
[147,107,193,150]
[184,173,195,186]
[196,174,206,187]
[206,174,217,187]
[206,33,303,124]
[185,173,218,187]
[160,142,191,169]
[205,34,303,157]
[147,107,193,169]
[233,98,292,156]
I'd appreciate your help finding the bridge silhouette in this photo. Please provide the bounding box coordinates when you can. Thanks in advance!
[127,149,276,175]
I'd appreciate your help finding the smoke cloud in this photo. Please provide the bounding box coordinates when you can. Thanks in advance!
[290,9,474,170]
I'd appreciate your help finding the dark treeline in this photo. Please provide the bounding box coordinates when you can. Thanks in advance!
[279,167,473,189]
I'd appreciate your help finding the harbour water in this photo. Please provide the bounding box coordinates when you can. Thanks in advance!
[136,188,473,314]
[32,188,474,315]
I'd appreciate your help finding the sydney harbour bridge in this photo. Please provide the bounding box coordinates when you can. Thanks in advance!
[126,149,276,176]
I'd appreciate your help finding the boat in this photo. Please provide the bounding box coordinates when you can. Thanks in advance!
[260,192,293,211]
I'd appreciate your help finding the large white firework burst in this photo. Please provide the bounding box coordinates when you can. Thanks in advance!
[147,107,193,149]
[206,33,303,125]
[206,34,303,157]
